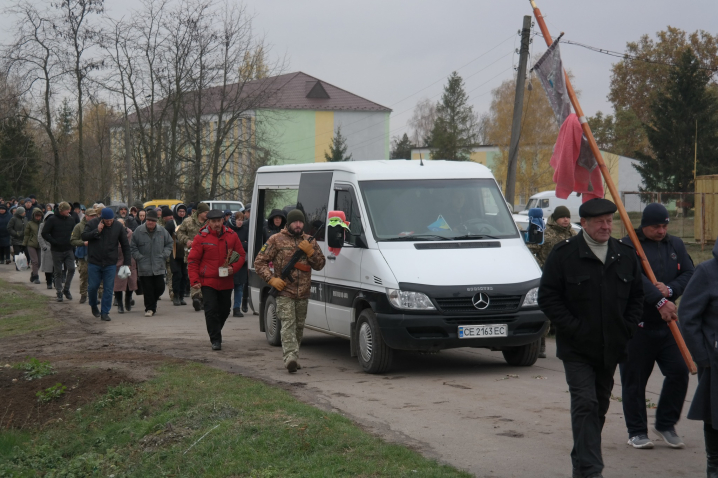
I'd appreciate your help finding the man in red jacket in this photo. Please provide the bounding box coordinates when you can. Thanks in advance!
[188,209,246,350]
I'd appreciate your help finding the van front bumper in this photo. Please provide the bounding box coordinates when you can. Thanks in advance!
[374,308,547,351]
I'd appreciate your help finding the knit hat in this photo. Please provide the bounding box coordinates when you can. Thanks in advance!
[146,209,158,221]
[161,207,173,218]
[58,201,71,212]
[0,204,6,211]
[16,206,25,215]
[286,209,305,225]
[101,207,115,220]
[196,202,210,214]
[551,206,571,221]
[640,203,670,228]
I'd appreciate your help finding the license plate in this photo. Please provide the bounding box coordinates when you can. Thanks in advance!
[458,324,508,338]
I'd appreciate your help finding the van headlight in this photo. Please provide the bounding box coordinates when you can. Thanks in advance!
[386,289,436,310]
[522,287,539,308]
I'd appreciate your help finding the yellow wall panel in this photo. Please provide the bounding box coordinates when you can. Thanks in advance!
[314,111,334,162]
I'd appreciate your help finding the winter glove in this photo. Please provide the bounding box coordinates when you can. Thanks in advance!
[268,277,286,291]
[228,250,241,265]
[298,240,314,257]
[118,265,131,279]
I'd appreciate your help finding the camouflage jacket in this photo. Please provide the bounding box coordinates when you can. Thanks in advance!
[254,228,326,300]
[528,219,577,269]
[175,211,206,262]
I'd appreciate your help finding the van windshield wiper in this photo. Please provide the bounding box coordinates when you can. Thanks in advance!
[384,234,450,241]
[452,234,500,240]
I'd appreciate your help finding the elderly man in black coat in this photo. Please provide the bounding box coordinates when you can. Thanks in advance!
[619,203,694,450]
[538,198,644,478]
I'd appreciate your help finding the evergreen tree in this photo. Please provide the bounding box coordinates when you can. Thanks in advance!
[429,72,478,161]
[634,49,718,192]
[390,133,413,159]
[324,126,352,162]
[0,116,39,197]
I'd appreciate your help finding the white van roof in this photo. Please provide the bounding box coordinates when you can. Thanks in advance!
[257,160,496,181]
[529,190,581,199]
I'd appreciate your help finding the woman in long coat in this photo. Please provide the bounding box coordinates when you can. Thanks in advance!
[37,211,55,289]
[679,239,718,477]
[113,219,138,313]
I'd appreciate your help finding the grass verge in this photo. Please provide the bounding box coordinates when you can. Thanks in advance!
[0,363,470,477]
[0,278,58,339]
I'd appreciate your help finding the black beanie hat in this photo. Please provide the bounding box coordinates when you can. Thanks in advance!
[286,209,305,225]
[161,207,173,218]
[551,205,571,221]
[640,203,670,228]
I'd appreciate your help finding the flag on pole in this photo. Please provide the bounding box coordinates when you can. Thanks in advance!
[534,39,598,178]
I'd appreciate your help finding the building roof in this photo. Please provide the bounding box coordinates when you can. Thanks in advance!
[257,159,495,182]
[124,71,390,124]
[245,71,391,112]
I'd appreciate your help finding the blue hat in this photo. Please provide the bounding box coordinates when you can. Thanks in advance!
[101,207,115,220]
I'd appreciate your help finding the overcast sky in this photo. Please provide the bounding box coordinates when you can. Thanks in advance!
[2,0,716,141]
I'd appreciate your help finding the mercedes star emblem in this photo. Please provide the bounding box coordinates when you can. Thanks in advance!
[472,292,490,310]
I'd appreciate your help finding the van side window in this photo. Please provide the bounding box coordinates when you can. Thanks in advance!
[297,172,333,241]
[540,199,549,208]
[334,185,363,247]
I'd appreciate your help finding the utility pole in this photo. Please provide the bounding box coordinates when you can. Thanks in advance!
[505,15,532,210]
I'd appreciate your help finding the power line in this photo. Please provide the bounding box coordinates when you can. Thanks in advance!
[535,33,718,73]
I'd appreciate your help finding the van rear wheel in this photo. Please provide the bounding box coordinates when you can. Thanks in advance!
[356,309,393,374]
[264,295,281,346]
[502,339,540,366]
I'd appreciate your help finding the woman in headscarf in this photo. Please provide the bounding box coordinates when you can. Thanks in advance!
[113,218,138,313]
[38,210,55,289]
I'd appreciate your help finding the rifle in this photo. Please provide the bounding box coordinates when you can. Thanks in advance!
[268,222,323,298]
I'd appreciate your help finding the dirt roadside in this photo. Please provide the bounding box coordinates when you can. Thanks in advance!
[0,267,707,477]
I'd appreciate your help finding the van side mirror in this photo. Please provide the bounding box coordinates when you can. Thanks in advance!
[525,208,545,245]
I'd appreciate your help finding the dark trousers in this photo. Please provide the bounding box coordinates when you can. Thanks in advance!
[51,250,75,292]
[140,275,165,313]
[202,286,232,344]
[170,256,189,299]
[0,245,11,261]
[563,360,616,477]
[619,325,689,436]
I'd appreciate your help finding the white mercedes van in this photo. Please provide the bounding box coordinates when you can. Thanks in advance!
[247,160,547,373]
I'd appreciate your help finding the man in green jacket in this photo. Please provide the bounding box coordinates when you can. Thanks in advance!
[71,208,97,304]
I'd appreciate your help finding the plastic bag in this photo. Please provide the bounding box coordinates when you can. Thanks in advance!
[15,252,28,271]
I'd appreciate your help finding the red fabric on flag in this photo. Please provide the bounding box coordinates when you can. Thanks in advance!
[550,114,604,202]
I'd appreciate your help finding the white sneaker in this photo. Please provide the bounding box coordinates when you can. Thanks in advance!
[627,434,654,449]
[144,310,153,317]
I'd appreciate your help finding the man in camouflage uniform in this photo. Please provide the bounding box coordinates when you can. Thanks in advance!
[176,202,209,311]
[254,209,325,373]
[528,205,577,358]
[71,207,98,304]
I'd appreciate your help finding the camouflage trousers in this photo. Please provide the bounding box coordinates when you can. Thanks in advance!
[77,259,88,296]
[166,260,173,299]
[276,297,308,364]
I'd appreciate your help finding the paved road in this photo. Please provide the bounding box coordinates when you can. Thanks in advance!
[6,267,706,477]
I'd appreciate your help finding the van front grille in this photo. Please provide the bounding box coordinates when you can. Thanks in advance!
[435,295,522,314]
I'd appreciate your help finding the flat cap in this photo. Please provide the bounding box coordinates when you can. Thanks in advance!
[206,209,225,220]
[578,198,617,218]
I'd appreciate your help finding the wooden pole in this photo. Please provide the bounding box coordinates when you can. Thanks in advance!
[529,0,697,374]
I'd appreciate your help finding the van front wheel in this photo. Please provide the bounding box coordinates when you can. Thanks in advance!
[264,295,281,346]
[356,309,393,374]
[502,339,540,366]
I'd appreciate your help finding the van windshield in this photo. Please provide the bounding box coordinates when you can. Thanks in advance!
[359,179,519,241]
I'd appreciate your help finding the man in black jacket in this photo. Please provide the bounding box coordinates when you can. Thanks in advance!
[82,207,131,321]
[41,201,77,302]
[619,203,694,450]
[538,198,644,478]
[228,211,249,316]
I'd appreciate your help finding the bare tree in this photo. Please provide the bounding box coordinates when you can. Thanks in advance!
[407,98,437,147]
[3,2,65,201]
[55,0,105,204]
